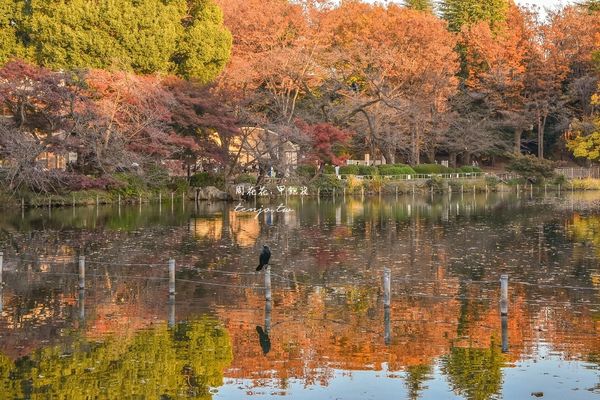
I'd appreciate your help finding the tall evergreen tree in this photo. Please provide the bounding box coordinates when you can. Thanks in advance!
[403,0,435,12]
[0,0,26,64]
[440,0,509,32]
[1,0,232,83]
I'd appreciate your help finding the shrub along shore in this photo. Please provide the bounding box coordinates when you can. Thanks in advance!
[5,174,594,209]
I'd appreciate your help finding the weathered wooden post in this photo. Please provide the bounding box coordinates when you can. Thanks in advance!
[72,194,75,207]
[159,192,162,204]
[343,187,346,197]
[169,259,176,296]
[0,251,3,287]
[500,274,508,316]
[168,294,175,328]
[171,192,174,204]
[544,184,547,195]
[264,266,272,301]
[318,187,321,198]
[361,186,365,198]
[333,188,336,198]
[558,184,561,195]
[530,183,533,197]
[395,186,398,199]
[139,194,142,204]
[517,184,519,193]
[265,299,272,335]
[22,198,25,210]
[473,185,476,193]
[118,194,121,207]
[383,268,391,307]
[501,314,509,353]
[384,304,391,346]
[96,194,99,207]
[78,256,85,290]
[79,287,85,322]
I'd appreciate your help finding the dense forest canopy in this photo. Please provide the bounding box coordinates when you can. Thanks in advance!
[0,0,598,192]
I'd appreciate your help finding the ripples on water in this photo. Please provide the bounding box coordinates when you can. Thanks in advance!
[0,191,599,399]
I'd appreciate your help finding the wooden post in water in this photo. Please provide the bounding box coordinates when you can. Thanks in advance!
[517,184,519,193]
[72,194,75,207]
[383,268,391,307]
[159,192,162,203]
[22,198,25,210]
[264,266,272,301]
[501,314,509,353]
[139,194,142,205]
[96,194,99,207]
[333,188,336,198]
[395,186,398,199]
[118,194,121,207]
[79,287,85,322]
[171,192,174,204]
[265,299,272,334]
[500,274,508,316]
[0,251,3,287]
[168,294,175,328]
[544,184,547,195]
[169,259,176,296]
[78,256,85,290]
[558,184,561,195]
[343,187,346,197]
[317,187,321,198]
[384,304,391,346]
[361,186,365,198]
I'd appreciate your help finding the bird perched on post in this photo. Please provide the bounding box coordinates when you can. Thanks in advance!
[256,245,271,271]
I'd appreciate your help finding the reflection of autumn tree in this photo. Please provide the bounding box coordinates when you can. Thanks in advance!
[0,318,232,399]
[441,342,504,400]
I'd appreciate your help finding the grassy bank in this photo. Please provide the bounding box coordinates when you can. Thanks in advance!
[9,177,600,208]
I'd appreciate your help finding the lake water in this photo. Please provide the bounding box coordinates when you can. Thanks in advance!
[0,191,599,399]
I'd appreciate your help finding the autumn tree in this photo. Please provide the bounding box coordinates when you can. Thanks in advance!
[295,120,352,170]
[0,60,85,191]
[318,3,458,164]
[459,3,532,155]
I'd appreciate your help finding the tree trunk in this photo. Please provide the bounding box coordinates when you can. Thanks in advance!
[382,149,395,164]
[537,113,547,159]
[449,151,457,168]
[411,125,420,165]
[427,145,435,164]
[463,152,471,166]
[514,127,522,155]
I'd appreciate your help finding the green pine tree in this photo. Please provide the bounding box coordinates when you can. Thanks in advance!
[440,0,509,32]
[403,0,435,12]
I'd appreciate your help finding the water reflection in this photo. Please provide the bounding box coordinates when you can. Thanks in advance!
[0,192,599,398]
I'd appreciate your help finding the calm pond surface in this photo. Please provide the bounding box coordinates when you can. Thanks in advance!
[0,191,599,399]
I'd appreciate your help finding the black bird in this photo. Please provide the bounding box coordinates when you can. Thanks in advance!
[256,245,271,271]
[256,326,271,355]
